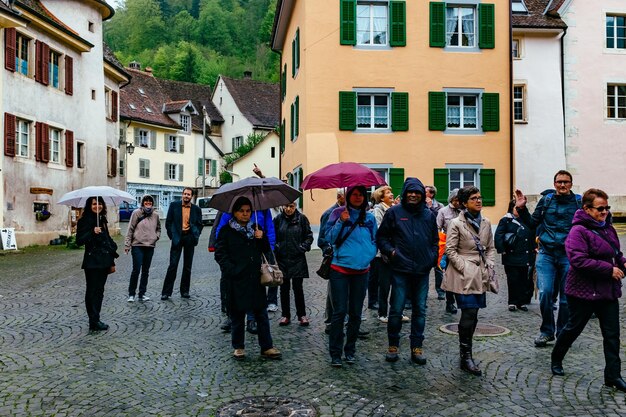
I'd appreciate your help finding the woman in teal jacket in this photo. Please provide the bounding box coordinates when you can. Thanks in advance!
[325,185,377,367]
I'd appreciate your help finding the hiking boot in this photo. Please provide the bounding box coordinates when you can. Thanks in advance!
[233,349,245,360]
[261,347,282,360]
[411,347,427,365]
[534,334,555,347]
[385,346,399,362]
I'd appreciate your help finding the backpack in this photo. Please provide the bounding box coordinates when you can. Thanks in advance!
[543,192,582,212]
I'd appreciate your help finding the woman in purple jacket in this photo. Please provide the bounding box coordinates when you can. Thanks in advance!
[551,188,626,392]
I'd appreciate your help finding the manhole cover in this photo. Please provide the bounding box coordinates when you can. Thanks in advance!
[440,323,510,337]
[216,396,318,417]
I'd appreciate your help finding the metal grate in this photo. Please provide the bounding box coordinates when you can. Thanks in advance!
[217,396,318,417]
[440,323,510,337]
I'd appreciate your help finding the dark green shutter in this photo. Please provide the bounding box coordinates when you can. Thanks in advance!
[478,4,495,49]
[482,93,499,131]
[389,1,406,47]
[298,167,304,208]
[338,91,356,130]
[428,91,446,131]
[391,92,409,131]
[198,158,203,175]
[211,160,217,176]
[295,28,300,70]
[433,168,450,203]
[290,103,294,141]
[280,119,285,153]
[340,0,356,45]
[388,167,405,197]
[479,169,495,206]
[429,2,445,47]
[295,96,300,137]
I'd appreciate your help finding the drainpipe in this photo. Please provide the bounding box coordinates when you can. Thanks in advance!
[276,50,283,181]
[509,0,514,194]
[559,27,567,158]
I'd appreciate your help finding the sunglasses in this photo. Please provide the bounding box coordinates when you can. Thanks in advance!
[590,206,611,212]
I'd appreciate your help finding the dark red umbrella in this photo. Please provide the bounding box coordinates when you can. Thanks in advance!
[301,162,387,190]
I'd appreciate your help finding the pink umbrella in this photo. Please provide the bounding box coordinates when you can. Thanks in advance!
[301,162,387,190]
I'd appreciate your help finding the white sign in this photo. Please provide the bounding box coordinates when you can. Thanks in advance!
[1,228,18,250]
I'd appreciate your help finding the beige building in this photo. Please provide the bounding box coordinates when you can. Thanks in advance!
[272,0,512,224]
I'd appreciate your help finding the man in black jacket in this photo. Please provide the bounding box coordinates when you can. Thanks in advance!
[161,187,203,300]
[377,178,438,365]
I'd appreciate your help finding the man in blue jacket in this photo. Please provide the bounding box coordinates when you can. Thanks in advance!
[161,187,203,300]
[377,178,439,364]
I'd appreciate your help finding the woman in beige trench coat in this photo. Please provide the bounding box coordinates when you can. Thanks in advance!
[442,185,496,376]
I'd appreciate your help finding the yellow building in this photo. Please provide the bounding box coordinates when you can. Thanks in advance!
[272,0,512,224]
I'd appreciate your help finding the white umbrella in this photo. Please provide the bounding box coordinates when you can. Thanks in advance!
[57,185,135,227]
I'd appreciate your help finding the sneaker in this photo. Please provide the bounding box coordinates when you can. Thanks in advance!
[160,294,170,301]
[508,305,517,312]
[279,317,291,326]
[401,315,410,323]
[127,295,135,302]
[267,303,278,312]
[517,305,528,312]
[246,320,258,334]
[386,346,399,362]
[138,295,150,301]
[261,347,282,360]
[411,347,427,365]
[330,357,342,368]
[220,318,232,332]
[298,316,310,327]
[89,321,109,331]
[233,348,245,360]
[534,334,555,347]
[378,316,388,323]
[446,303,458,314]
[345,354,356,364]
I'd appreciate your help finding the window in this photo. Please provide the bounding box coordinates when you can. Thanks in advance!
[606,15,626,49]
[446,6,476,47]
[77,142,85,168]
[198,159,217,176]
[511,0,528,14]
[16,119,30,158]
[450,169,477,189]
[428,91,499,132]
[513,85,527,122]
[357,93,389,128]
[447,94,477,129]
[180,114,190,132]
[167,135,184,153]
[49,128,61,163]
[512,38,521,58]
[119,158,124,176]
[135,128,153,148]
[292,28,300,77]
[88,21,94,32]
[434,167,495,206]
[49,50,60,89]
[165,163,183,181]
[105,87,111,117]
[288,166,304,208]
[357,3,388,45]
[139,159,150,178]
[607,84,626,119]
[145,107,153,113]
[16,33,30,76]
[232,136,244,151]
[91,89,96,100]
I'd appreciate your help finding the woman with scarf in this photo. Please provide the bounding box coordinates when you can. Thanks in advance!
[325,186,377,367]
[215,197,282,360]
[124,195,161,302]
[76,196,119,331]
[550,188,626,392]
[442,185,496,376]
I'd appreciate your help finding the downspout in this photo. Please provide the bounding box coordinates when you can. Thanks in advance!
[276,50,283,181]
[559,27,567,158]
[509,0,514,194]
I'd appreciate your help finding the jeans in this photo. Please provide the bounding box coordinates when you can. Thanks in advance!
[434,267,455,304]
[85,268,108,326]
[328,269,368,359]
[162,234,195,296]
[536,249,570,337]
[128,246,155,297]
[280,277,306,319]
[373,258,392,317]
[267,286,278,305]
[388,271,429,350]
[230,307,273,351]
[552,296,621,381]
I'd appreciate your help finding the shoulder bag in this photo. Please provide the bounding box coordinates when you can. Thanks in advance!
[471,234,498,294]
[260,250,284,287]
[316,220,359,280]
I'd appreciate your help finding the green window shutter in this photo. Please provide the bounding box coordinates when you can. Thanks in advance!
[197,158,203,175]
[338,91,356,130]
[482,93,500,131]
[479,168,496,206]
[291,38,296,77]
[388,168,405,197]
[478,3,495,49]
[391,92,409,131]
[295,96,300,137]
[280,119,285,153]
[428,91,446,131]
[211,160,217,176]
[298,167,304,208]
[340,0,356,45]
[433,168,450,203]
[429,2,445,47]
[389,1,406,47]
[290,103,295,141]
[295,28,300,70]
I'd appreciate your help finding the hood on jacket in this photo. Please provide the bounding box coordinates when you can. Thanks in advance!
[572,208,609,230]
[400,177,426,208]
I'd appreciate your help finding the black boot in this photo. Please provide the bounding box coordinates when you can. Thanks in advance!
[605,377,626,392]
[459,341,482,376]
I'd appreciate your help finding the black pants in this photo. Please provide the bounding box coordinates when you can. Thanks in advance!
[162,234,195,296]
[230,308,273,351]
[552,296,622,381]
[372,257,393,317]
[85,268,108,326]
[504,265,533,306]
[280,277,306,319]
[220,273,229,314]
[368,259,379,308]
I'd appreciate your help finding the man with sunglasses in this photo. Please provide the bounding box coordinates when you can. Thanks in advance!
[514,170,582,348]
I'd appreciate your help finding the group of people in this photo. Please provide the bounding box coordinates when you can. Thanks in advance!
[74,168,626,391]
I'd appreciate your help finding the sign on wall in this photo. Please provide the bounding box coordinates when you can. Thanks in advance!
[1,228,18,250]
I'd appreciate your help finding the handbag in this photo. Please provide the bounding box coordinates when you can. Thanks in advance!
[108,264,116,274]
[260,252,283,287]
[472,234,499,294]
[316,220,359,280]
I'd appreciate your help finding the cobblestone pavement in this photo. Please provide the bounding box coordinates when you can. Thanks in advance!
[1,224,626,416]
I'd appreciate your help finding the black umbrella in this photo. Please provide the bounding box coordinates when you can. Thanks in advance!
[208,176,301,213]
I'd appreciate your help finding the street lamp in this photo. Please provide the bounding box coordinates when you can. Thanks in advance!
[125,142,135,155]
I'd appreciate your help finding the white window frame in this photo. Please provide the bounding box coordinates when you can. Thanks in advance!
[166,163,183,181]
[180,114,191,133]
[49,49,61,89]
[446,93,479,131]
[357,92,390,130]
[105,87,112,119]
[607,84,626,120]
[445,5,477,49]
[139,158,150,178]
[16,32,30,76]
[49,128,61,164]
[447,165,480,190]
[138,129,150,148]
[167,135,183,153]
[16,118,30,158]
[232,135,244,151]
[513,84,527,123]
[76,141,85,169]
[363,163,391,200]
[511,0,528,14]
[606,14,626,50]
[512,38,521,59]
[107,146,115,177]
[356,1,389,47]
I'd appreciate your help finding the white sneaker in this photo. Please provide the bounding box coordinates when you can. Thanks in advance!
[378,316,388,323]
[267,303,278,312]
[127,295,135,302]
[361,312,368,321]
[402,315,410,323]
[138,295,150,301]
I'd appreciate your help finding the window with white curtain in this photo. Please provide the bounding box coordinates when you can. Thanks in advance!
[446,6,476,47]
[357,2,388,46]
[357,93,389,129]
[447,94,478,129]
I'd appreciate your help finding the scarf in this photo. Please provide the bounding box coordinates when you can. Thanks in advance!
[229,217,255,240]
[141,206,153,216]
[464,209,482,234]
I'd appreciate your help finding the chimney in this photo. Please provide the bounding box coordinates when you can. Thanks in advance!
[243,71,252,79]
[129,61,141,70]
[145,67,153,74]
